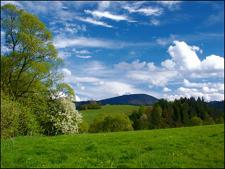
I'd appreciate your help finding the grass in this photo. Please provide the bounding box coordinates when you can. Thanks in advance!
[80,104,139,124]
[1,124,224,168]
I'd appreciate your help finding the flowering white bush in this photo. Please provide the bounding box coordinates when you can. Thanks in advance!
[51,98,82,134]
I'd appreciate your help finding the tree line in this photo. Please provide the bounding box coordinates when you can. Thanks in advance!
[129,97,224,131]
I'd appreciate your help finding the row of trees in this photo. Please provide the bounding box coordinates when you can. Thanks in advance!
[130,97,224,130]
[1,4,82,138]
[87,97,224,133]
[77,100,102,110]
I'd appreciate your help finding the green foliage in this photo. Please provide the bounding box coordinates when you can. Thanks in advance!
[203,116,215,125]
[149,104,162,129]
[89,114,133,133]
[191,116,203,126]
[78,101,102,110]
[1,4,82,137]
[1,93,40,138]
[78,121,89,133]
[127,97,223,131]
[1,4,59,99]
[129,106,150,130]
[1,124,224,168]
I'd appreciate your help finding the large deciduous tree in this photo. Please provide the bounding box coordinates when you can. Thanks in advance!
[1,4,60,99]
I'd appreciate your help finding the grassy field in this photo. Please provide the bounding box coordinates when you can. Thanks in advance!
[80,105,139,124]
[1,124,224,168]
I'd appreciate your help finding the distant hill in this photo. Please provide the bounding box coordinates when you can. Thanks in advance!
[76,94,158,106]
[208,100,224,112]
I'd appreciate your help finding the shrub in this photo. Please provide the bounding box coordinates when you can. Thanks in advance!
[1,94,40,138]
[203,116,215,125]
[129,109,149,130]
[78,121,89,133]
[50,98,82,134]
[89,114,133,133]
[191,116,203,126]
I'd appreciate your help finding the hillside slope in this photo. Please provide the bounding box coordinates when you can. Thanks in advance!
[80,105,139,124]
[77,94,158,106]
[1,124,224,168]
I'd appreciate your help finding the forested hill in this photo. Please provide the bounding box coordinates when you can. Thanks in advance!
[207,100,224,112]
[76,94,158,106]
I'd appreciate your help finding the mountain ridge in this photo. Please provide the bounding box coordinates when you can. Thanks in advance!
[76,93,158,106]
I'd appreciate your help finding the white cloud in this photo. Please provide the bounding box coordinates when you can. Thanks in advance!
[150,18,160,26]
[124,6,163,16]
[201,55,224,71]
[1,1,23,8]
[114,60,146,70]
[75,77,100,83]
[191,45,203,54]
[75,95,81,102]
[183,79,224,92]
[166,41,224,79]
[85,10,134,22]
[127,70,178,87]
[176,86,224,101]
[76,17,113,28]
[76,55,92,59]
[75,50,90,54]
[100,81,141,96]
[58,51,71,59]
[98,1,110,10]
[161,59,175,70]
[147,62,156,71]
[168,40,201,70]
[53,35,152,49]
[157,1,181,10]
[156,34,176,46]
[163,87,172,92]
[54,36,114,49]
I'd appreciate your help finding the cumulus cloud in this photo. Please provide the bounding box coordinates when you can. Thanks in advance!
[166,40,224,78]
[201,55,224,71]
[127,70,178,87]
[168,41,201,70]
[175,86,224,101]
[161,59,175,70]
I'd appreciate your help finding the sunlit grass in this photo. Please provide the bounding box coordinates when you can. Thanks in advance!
[1,124,224,168]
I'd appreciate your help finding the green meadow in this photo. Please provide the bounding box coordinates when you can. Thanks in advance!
[1,124,224,168]
[80,105,139,124]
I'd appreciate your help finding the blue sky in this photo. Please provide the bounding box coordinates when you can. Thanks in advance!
[1,1,224,101]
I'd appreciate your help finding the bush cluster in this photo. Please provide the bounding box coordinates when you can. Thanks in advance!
[89,114,133,133]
